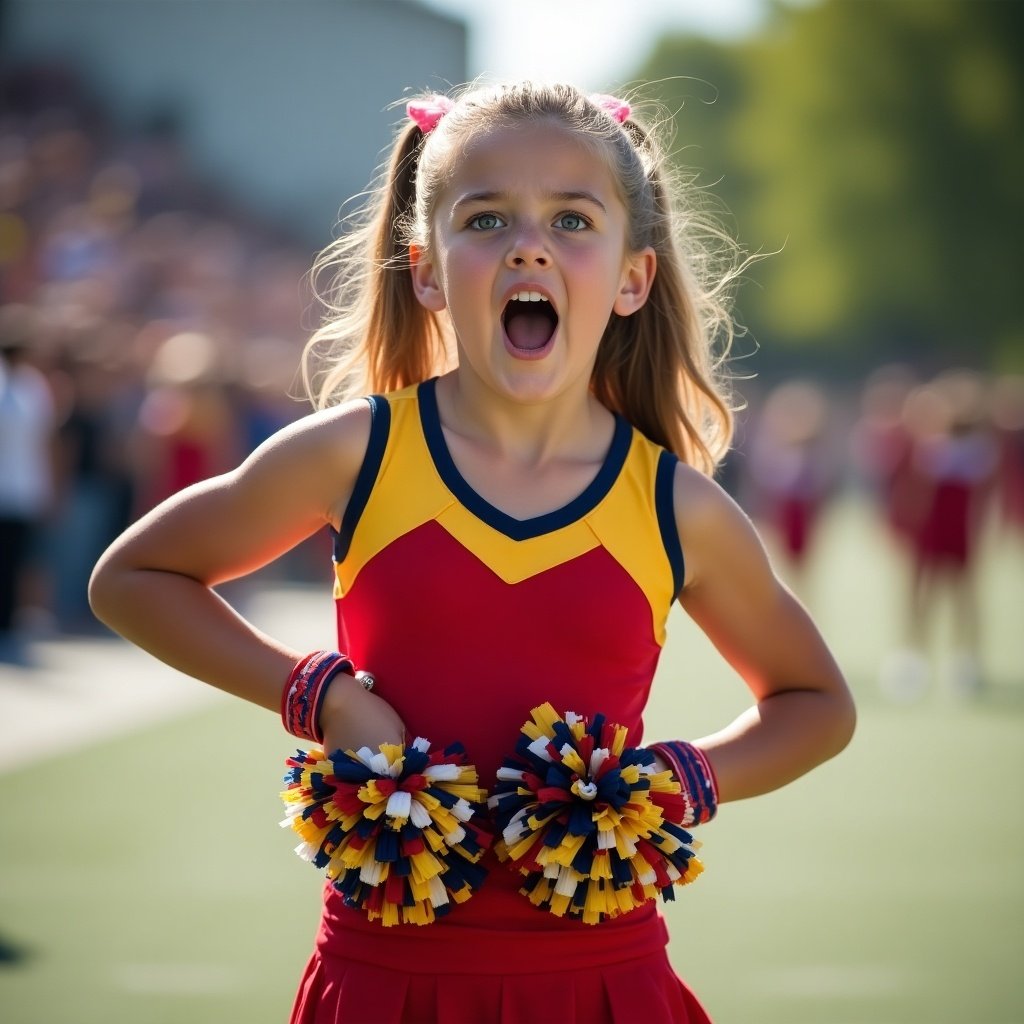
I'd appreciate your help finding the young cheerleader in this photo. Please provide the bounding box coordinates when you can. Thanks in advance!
[90,82,855,1024]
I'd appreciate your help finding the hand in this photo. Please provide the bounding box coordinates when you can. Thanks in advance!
[318,672,407,755]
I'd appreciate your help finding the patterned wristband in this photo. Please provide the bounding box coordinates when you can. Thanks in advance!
[648,740,719,826]
[281,651,355,743]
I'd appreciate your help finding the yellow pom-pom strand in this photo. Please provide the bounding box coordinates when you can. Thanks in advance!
[281,738,490,926]
[488,703,705,925]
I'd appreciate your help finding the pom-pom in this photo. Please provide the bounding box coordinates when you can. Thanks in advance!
[488,703,704,925]
[281,738,491,926]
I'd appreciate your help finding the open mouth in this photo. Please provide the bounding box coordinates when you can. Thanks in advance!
[502,292,559,352]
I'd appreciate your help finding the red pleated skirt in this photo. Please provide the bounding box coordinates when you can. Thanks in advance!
[289,875,713,1024]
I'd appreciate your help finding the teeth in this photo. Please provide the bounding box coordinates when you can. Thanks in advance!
[512,291,548,302]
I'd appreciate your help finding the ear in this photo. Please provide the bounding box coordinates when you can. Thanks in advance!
[409,243,447,312]
[613,246,656,317]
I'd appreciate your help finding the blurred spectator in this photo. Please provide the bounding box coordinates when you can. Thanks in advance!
[744,379,837,580]
[851,364,922,556]
[878,371,998,700]
[134,330,241,511]
[990,374,1024,540]
[47,343,141,632]
[0,304,55,664]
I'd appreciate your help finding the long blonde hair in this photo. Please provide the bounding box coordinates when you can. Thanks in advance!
[303,81,742,474]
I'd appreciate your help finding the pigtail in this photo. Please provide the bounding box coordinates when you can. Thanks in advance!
[593,260,733,475]
[302,120,448,407]
[362,122,448,393]
[592,117,737,475]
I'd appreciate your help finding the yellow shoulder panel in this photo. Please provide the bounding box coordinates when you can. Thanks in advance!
[585,434,676,645]
[334,386,453,597]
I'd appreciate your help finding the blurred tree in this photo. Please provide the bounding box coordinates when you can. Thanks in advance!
[634,36,749,216]
[636,0,1024,369]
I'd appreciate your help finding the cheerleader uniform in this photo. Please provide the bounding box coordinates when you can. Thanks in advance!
[289,378,713,1024]
[913,430,996,570]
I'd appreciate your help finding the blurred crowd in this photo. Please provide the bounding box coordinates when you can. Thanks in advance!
[0,60,318,664]
[737,367,1024,698]
[2,61,1023,697]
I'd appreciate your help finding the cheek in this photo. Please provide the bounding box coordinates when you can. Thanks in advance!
[445,246,493,297]
[563,237,625,272]
[567,248,627,302]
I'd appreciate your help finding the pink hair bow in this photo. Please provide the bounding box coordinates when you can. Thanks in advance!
[590,93,631,124]
[407,95,454,135]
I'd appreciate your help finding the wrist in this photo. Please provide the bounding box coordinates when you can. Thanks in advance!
[318,667,374,724]
[648,740,719,826]
[281,651,355,742]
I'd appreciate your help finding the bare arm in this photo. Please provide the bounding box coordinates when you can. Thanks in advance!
[89,400,369,713]
[668,464,856,803]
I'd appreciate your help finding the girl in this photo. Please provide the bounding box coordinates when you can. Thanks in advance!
[90,82,855,1024]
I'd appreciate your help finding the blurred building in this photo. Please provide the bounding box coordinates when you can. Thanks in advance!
[0,0,467,245]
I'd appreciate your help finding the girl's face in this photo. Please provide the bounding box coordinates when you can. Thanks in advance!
[410,120,655,408]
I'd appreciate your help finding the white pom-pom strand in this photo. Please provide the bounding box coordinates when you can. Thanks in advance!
[385,790,412,820]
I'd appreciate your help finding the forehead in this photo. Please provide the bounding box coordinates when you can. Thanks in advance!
[436,120,621,206]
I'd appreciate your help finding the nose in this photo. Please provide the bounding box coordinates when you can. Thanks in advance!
[505,224,550,268]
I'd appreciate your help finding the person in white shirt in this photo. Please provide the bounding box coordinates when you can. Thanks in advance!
[0,308,55,664]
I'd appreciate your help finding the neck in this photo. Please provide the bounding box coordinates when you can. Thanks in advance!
[435,369,614,466]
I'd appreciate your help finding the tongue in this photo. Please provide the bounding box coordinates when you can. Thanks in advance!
[506,309,553,350]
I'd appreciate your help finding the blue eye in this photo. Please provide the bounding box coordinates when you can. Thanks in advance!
[469,213,505,231]
[555,212,589,232]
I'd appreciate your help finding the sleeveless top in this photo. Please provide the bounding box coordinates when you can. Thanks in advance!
[317,375,686,962]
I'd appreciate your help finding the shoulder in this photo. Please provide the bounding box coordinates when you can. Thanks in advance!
[254,397,372,466]
[239,397,375,527]
[669,459,764,592]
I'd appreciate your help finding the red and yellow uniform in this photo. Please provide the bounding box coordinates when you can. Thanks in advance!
[290,378,712,1024]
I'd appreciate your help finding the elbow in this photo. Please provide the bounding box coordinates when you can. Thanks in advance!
[87,552,124,630]
[824,686,857,761]
[87,560,112,627]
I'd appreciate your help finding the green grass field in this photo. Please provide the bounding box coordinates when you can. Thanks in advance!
[1,500,1022,1023]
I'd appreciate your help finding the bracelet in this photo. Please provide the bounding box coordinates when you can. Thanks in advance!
[281,651,355,742]
[648,740,719,826]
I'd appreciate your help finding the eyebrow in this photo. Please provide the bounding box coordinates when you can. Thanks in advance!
[451,190,608,213]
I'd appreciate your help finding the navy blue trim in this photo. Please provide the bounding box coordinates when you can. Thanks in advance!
[655,450,685,598]
[417,377,633,541]
[332,395,391,562]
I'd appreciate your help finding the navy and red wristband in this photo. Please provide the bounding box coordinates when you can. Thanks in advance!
[648,739,719,826]
[281,651,355,743]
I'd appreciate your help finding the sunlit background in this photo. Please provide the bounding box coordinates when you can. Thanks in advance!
[1,2,1021,1022]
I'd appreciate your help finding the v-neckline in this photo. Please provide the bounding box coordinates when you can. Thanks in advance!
[416,377,632,542]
